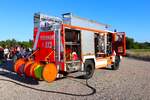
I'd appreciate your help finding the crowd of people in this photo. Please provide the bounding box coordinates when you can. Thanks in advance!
[0,45,32,63]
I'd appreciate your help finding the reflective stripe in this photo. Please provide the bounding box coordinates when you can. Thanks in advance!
[33,25,41,50]
[96,59,107,68]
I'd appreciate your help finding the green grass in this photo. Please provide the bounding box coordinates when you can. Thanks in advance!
[129,49,150,52]
[126,49,150,61]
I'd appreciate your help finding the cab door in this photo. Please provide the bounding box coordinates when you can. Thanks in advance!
[113,32,126,56]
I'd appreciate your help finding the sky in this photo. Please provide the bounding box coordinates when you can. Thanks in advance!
[0,0,149,42]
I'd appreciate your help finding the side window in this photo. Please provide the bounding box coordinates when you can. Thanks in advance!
[115,34,123,42]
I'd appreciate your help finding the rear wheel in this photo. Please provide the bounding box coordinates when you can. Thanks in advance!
[111,56,120,70]
[83,60,95,79]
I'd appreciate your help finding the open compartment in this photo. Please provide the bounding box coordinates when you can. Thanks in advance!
[64,29,81,72]
[94,32,113,58]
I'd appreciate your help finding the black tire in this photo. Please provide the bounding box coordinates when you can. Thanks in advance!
[111,56,120,70]
[83,60,95,79]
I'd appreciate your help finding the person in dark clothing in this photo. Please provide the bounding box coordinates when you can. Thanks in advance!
[0,46,4,66]
[0,46,4,60]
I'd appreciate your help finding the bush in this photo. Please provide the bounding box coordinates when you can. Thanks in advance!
[126,37,150,49]
[0,39,32,48]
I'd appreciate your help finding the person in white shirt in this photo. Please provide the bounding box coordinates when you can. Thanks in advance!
[4,46,10,59]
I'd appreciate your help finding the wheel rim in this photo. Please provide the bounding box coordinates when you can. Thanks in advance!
[42,63,58,82]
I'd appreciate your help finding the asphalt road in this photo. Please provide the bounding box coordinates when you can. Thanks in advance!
[0,57,150,100]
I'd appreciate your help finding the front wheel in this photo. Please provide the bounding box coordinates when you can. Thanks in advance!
[83,60,95,79]
[111,56,120,70]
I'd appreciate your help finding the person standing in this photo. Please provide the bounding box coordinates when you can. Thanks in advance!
[0,46,4,64]
[4,46,9,59]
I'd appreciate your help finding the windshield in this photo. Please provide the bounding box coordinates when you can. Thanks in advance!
[34,13,62,32]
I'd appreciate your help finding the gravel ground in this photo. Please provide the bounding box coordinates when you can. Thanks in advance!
[0,57,150,100]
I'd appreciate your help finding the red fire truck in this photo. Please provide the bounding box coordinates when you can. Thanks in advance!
[14,13,126,82]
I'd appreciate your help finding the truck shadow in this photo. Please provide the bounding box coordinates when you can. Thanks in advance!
[100,67,112,70]
[0,70,39,85]
[0,69,96,96]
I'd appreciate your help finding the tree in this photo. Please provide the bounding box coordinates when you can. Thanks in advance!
[126,37,134,49]
[126,36,150,49]
[133,42,140,49]
[0,39,33,48]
